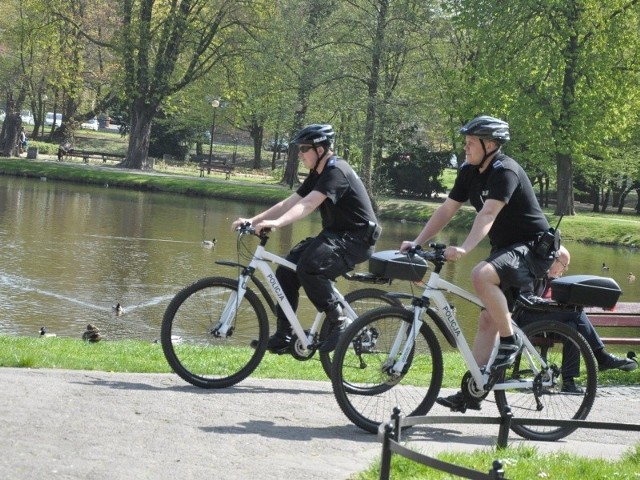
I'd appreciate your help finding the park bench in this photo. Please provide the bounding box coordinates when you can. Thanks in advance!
[190,154,234,179]
[585,302,640,345]
[59,147,126,164]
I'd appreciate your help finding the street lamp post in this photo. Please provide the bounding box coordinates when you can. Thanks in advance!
[41,95,48,140]
[208,99,220,172]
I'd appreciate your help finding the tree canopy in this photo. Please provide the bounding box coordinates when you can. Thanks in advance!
[1,0,638,214]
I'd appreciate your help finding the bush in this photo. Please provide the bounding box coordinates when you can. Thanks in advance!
[380,148,451,198]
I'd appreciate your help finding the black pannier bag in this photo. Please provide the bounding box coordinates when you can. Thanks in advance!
[550,275,622,309]
[368,250,428,282]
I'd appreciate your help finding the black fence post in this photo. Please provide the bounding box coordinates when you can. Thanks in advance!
[379,423,394,480]
[497,406,513,449]
[392,406,402,442]
[488,460,505,479]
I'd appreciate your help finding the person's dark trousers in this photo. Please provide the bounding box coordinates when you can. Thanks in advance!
[275,233,373,323]
[517,308,604,378]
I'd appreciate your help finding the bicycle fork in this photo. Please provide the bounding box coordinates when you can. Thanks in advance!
[211,276,250,338]
[385,307,424,377]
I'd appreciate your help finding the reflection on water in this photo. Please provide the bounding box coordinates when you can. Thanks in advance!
[0,175,638,341]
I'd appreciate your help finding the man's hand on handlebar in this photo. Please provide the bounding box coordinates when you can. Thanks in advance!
[399,240,417,253]
[231,218,252,232]
[253,220,277,235]
[444,246,466,262]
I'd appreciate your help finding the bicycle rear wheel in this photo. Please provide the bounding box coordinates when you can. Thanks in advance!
[494,319,597,441]
[331,306,443,433]
[161,277,269,388]
[318,288,401,380]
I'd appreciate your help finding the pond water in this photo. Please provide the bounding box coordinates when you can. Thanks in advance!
[1,175,638,342]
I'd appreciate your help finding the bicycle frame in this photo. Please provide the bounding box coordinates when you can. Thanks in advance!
[215,230,363,351]
[392,266,552,392]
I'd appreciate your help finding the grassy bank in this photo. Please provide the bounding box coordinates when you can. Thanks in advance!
[1,158,639,248]
[2,335,637,386]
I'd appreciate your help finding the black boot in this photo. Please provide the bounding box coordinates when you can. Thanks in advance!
[267,317,293,354]
[318,305,346,353]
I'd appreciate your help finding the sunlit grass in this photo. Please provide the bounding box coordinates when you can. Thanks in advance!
[352,444,640,479]
[3,336,638,388]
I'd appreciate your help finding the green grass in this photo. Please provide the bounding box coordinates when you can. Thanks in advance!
[2,336,637,387]
[353,444,640,479]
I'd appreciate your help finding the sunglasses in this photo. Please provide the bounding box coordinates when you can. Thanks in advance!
[298,145,314,153]
[555,258,569,272]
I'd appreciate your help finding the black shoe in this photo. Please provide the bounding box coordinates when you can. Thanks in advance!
[598,353,638,372]
[561,379,584,394]
[318,316,347,353]
[491,334,523,373]
[435,391,482,413]
[266,331,291,353]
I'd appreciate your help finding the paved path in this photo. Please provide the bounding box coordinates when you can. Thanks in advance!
[1,368,639,479]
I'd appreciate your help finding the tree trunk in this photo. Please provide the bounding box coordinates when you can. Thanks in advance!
[590,184,599,213]
[555,152,575,215]
[249,118,263,170]
[600,187,610,212]
[360,0,389,195]
[121,101,155,169]
[282,100,307,189]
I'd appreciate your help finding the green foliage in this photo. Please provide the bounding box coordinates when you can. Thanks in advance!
[148,116,193,160]
[381,148,451,198]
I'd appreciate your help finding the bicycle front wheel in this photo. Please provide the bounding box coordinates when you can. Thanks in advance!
[318,288,401,380]
[161,277,269,388]
[331,306,443,433]
[494,319,597,441]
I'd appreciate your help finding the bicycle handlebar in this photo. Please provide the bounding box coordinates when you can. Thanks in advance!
[406,243,447,270]
[235,222,272,241]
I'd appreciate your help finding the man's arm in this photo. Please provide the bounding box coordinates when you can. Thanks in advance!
[460,199,505,253]
[231,192,303,231]
[254,191,326,233]
[400,198,462,251]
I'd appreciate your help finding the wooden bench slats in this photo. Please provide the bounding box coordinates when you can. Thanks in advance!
[60,148,126,163]
[583,302,640,346]
[589,317,640,328]
[585,303,640,314]
[596,338,640,346]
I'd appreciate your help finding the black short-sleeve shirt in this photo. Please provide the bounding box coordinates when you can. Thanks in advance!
[449,152,549,248]
[296,156,377,233]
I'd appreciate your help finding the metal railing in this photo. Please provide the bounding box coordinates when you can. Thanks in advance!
[378,406,640,480]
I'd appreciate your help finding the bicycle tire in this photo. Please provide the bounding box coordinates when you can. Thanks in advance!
[331,305,443,433]
[494,319,597,441]
[161,276,269,389]
[318,288,401,380]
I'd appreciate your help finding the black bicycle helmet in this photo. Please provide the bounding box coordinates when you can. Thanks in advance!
[290,124,335,146]
[459,116,510,144]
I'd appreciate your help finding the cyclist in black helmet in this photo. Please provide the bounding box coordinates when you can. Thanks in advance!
[231,124,381,354]
[400,115,556,413]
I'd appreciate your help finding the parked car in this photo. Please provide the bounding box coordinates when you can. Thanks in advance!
[81,118,99,131]
[21,110,35,125]
[265,139,288,152]
[45,112,63,126]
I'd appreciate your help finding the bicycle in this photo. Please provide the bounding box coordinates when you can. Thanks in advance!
[331,243,598,441]
[161,223,399,389]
